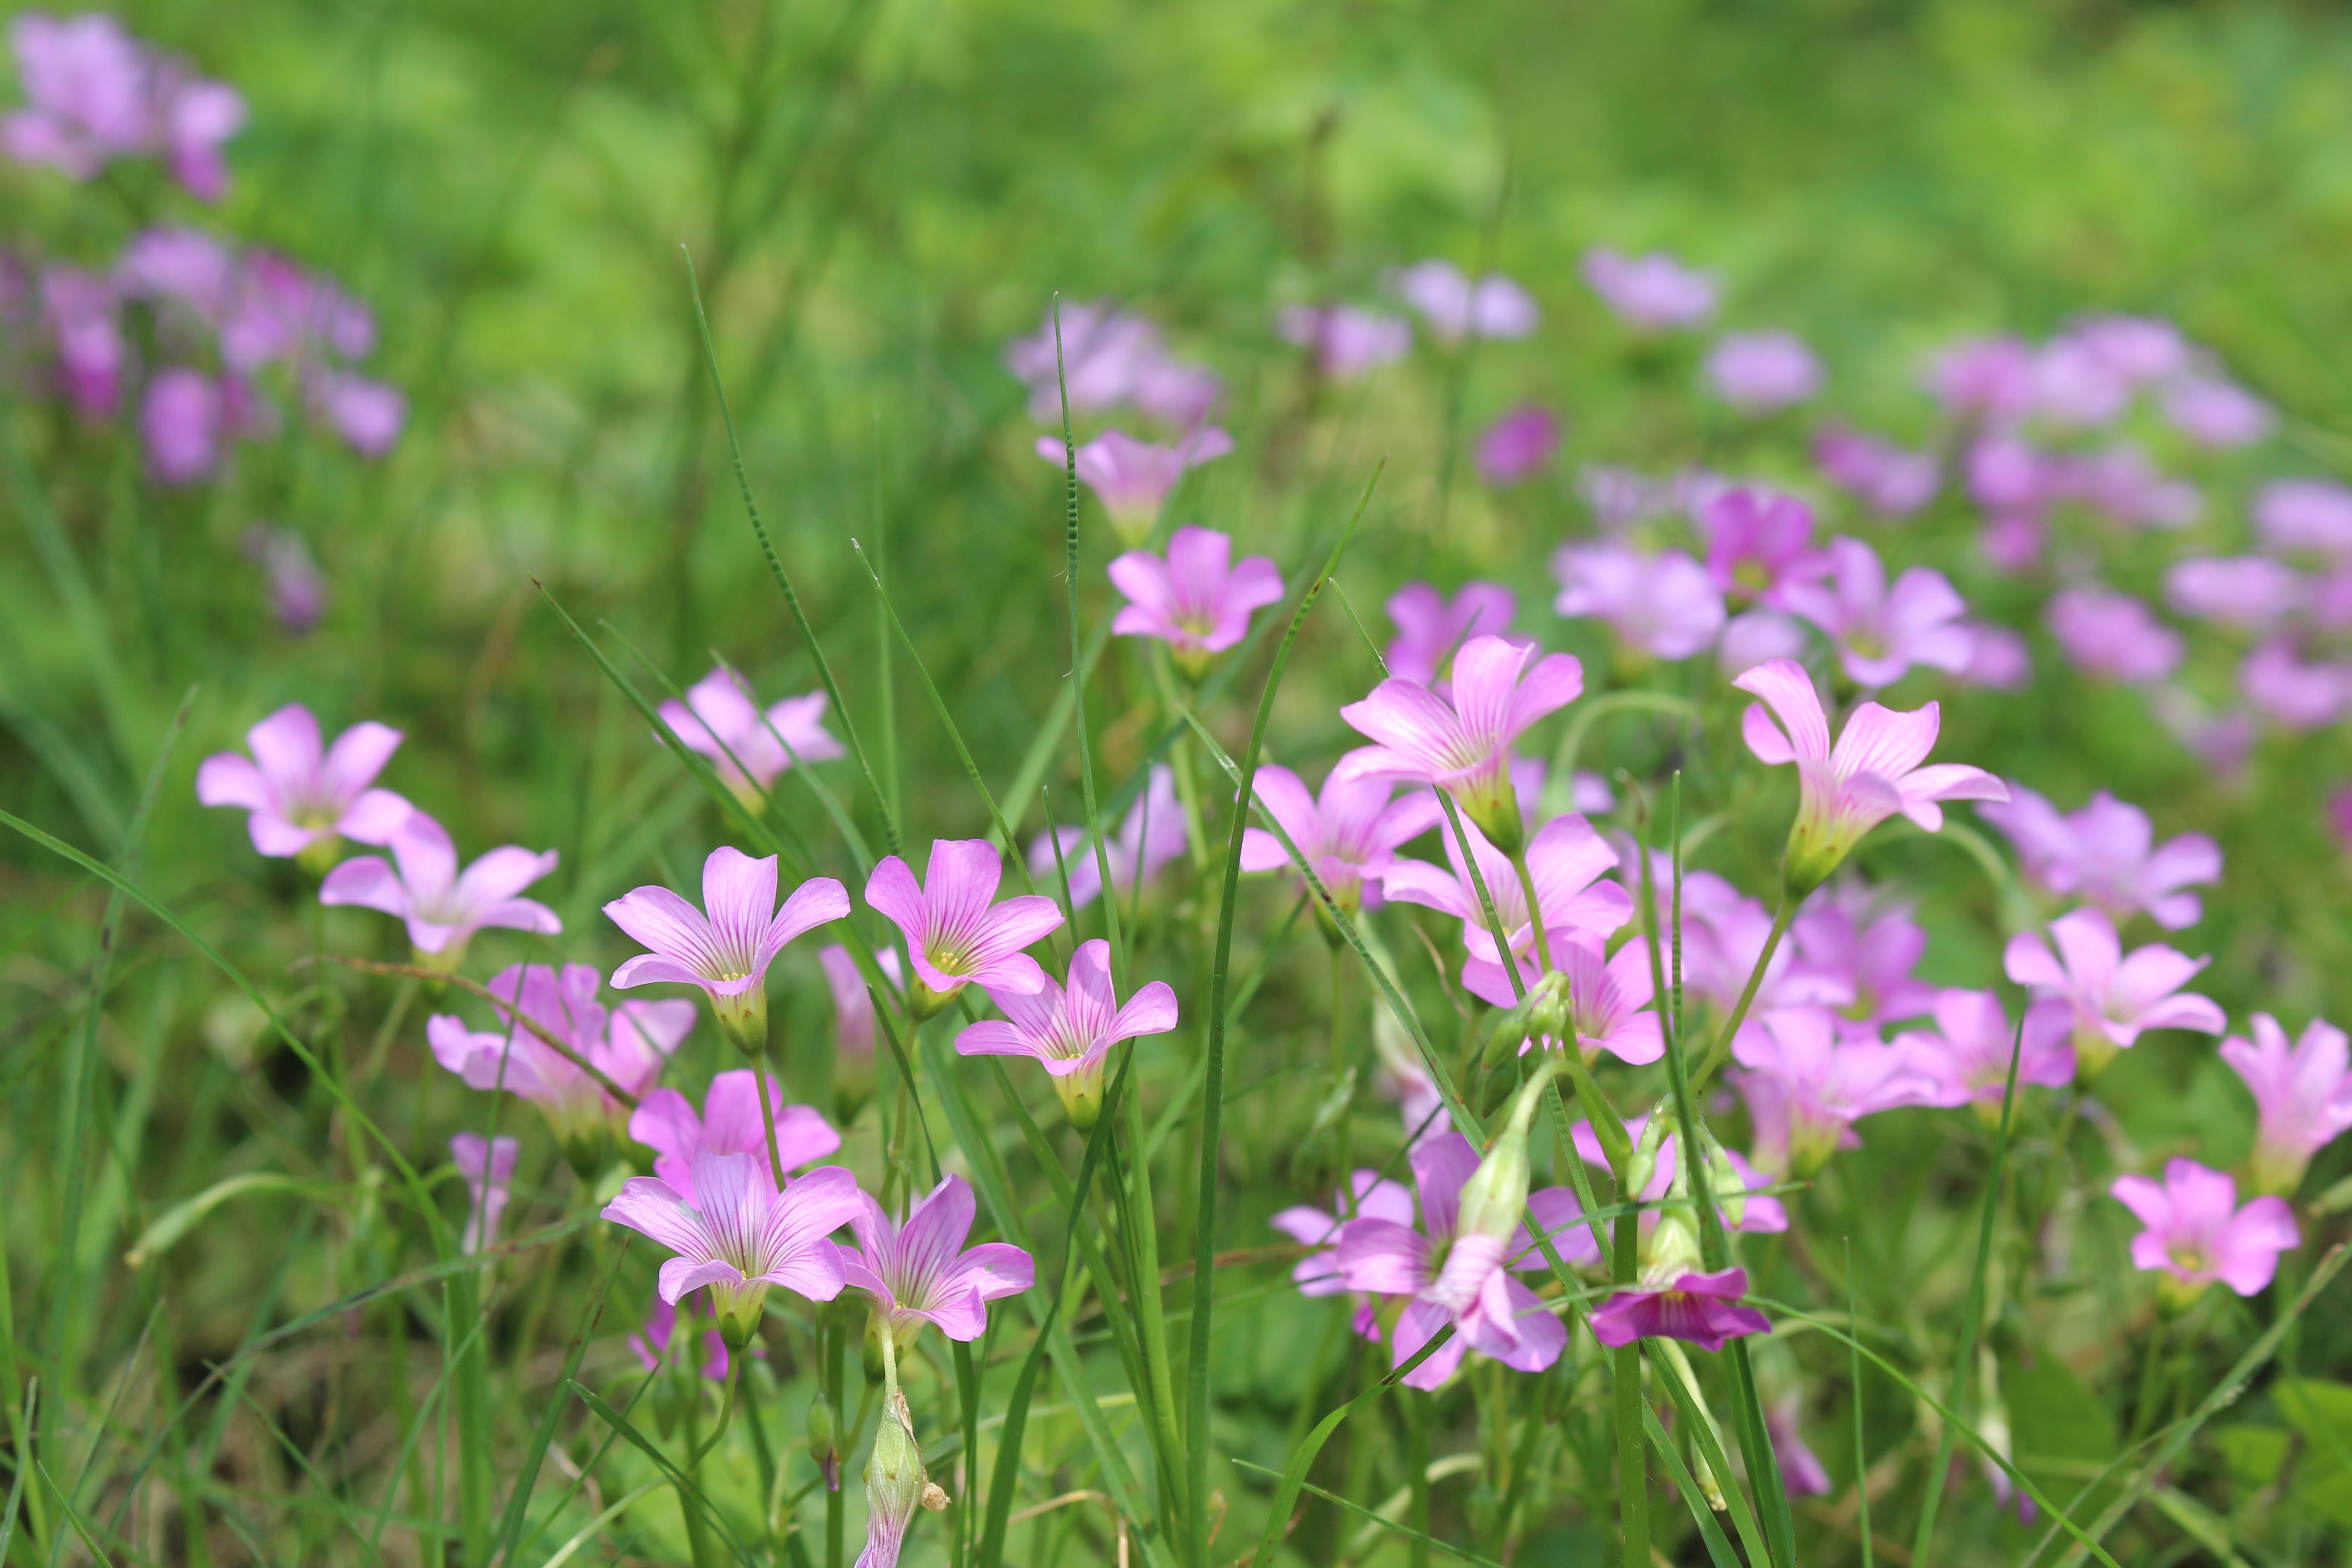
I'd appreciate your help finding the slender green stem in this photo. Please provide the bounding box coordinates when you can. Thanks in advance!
[1847,1239,1874,1568]
[1505,845,1556,977]
[827,1318,845,1568]
[1691,894,1795,1088]
[1405,1392,1431,1568]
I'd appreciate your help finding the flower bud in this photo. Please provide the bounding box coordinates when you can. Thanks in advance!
[859,1389,928,1568]
[1456,781,1525,858]
[1431,1063,1553,1313]
[1697,1124,1745,1230]
[1625,1109,1672,1199]
[807,1389,839,1492]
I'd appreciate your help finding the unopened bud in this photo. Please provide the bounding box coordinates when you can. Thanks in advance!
[1700,1127,1746,1230]
[711,986,770,1054]
[861,1392,928,1567]
[1625,1109,1672,1198]
[807,1390,838,1485]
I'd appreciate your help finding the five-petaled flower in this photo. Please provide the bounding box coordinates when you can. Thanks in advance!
[843,1174,1035,1354]
[1779,537,1975,690]
[321,811,561,965]
[2220,1014,2352,1196]
[2002,906,2224,1081]
[867,839,1066,1018]
[1107,525,1284,678]
[954,939,1178,1130]
[2109,1158,2298,1307]
[1588,1268,1773,1352]
[1038,426,1235,544]
[196,703,410,870]
[1731,1006,1939,1176]
[657,665,843,809]
[605,848,849,1052]
[1238,762,1443,919]
[628,1068,842,1202]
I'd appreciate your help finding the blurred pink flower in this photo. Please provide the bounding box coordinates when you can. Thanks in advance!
[1236,762,1441,914]
[1978,513,2045,576]
[39,266,121,418]
[1733,1006,1938,1176]
[141,367,225,484]
[1978,783,2221,931]
[1965,434,2055,512]
[1701,488,1828,605]
[1030,764,1187,910]
[629,1294,731,1383]
[819,943,896,1072]
[1814,426,1939,517]
[628,1068,840,1202]
[1273,1170,1416,1339]
[1392,261,1538,342]
[1552,542,1725,660]
[1769,1395,1833,1498]
[243,526,328,634]
[431,962,691,1153]
[1589,1268,1771,1352]
[197,703,409,859]
[2073,315,2191,384]
[2165,377,2274,448]
[1955,624,2031,689]
[2046,588,2181,685]
[845,1174,1034,1348]
[2110,1159,2298,1299]
[2060,444,2200,530]
[1893,989,2076,1109]
[1787,891,1934,1040]
[450,1132,518,1254]
[1780,537,1974,689]
[2003,906,2223,1077]
[1462,928,1662,1066]
[323,813,560,957]
[657,666,843,803]
[2241,637,2352,729]
[1383,581,1525,689]
[867,839,1064,1010]
[1107,525,1283,674]
[1275,304,1411,379]
[2031,335,2132,427]
[1705,331,1822,412]
[1475,403,1561,487]
[2152,687,2259,781]
[953,938,1177,1129]
[1926,337,2037,422]
[313,372,404,456]
[2257,479,2352,558]
[1003,300,1162,418]
[2165,557,2305,632]
[1036,426,1234,542]
[3,13,243,198]
[2222,1014,2352,1196]
[1718,608,1811,677]
[1581,247,1716,329]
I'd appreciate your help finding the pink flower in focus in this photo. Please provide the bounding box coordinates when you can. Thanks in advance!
[845,1174,1034,1349]
[600,1152,862,1331]
[2003,906,2224,1078]
[2221,1015,2352,1196]
[196,703,410,859]
[2165,377,2274,449]
[1461,929,1663,1066]
[1392,261,1539,342]
[1925,337,2038,422]
[1107,525,1283,674]
[1274,1171,1417,1340]
[1588,1267,1771,1352]
[1704,332,1822,412]
[628,1068,841,1202]
[450,1132,518,1254]
[1030,765,1187,910]
[2046,588,2182,685]
[866,840,1065,1011]
[429,963,692,1154]
[1701,488,1828,605]
[658,665,843,804]
[953,938,1177,1129]
[603,849,848,1045]
[1780,538,1974,689]
[1036,426,1235,543]
[1893,990,2076,1110]
[2110,1159,2298,1300]
[140,368,225,484]
[1814,426,1939,518]
[1977,783,2222,931]
[1236,762,1441,913]
[1732,1006,1939,1176]
[2241,638,2352,729]
[1382,809,1631,962]
[1383,581,1525,689]
[1581,247,1717,330]
[2165,557,2305,632]
[1475,404,1561,487]
[1275,304,1411,379]
[1552,542,1725,660]
[2257,480,2352,558]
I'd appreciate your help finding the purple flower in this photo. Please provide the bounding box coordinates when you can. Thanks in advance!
[1462,930,1662,1066]
[866,840,1065,1015]
[1475,404,1561,488]
[2109,1159,2298,1302]
[321,812,562,959]
[1029,765,1187,911]
[1275,304,1411,379]
[450,1133,518,1254]
[819,942,896,1118]
[629,1293,731,1383]
[1035,426,1235,544]
[1650,859,1852,1017]
[1588,1268,1771,1353]
[2241,638,2352,729]
[430,962,692,1159]
[2031,336,2133,427]
[1787,891,1935,1040]
[2256,479,2352,558]
[1813,426,1939,518]
[1552,542,1726,661]
[2,14,244,198]
[1717,608,1811,677]
[243,526,328,633]
[2165,377,2274,449]
[1769,1395,1833,1497]
[1704,332,1821,412]
[1333,1132,1583,1389]
[1926,337,2037,422]
[313,372,405,456]
[1236,763,1441,914]
[2046,588,2182,685]
[1273,1170,1417,1337]
[196,703,409,862]
[1002,300,1161,416]
[1735,657,2007,893]
[845,1174,1034,1348]
[1381,810,1630,962]
[2003,907,2224,1079]
[603,849,846,1048]
[140,367,225,484]
[1337,634,1584,853]
[1382,581,1524,689]
[657,665,844,806]
[39,266,120,418]
[1965,434,2056,512]
[1581,247,1716,330]
[1955,625,2031,690]
[2059,444,2200,529]
[2221,1014,2352,1196]
[1732,1006,1938,1176]
[628,1068,842,1203]
[1779,537,1974,689]
[2165,556,2304,632]
[953,938,1178,1129]
[1392,261,1538,342]
[1979,512,2045,576]
[601,1151,862,1342]
[1700,489,1828,606]
[1892,990,2076,1111]
[1977,783,2221,931]
[1107,525,1283,677]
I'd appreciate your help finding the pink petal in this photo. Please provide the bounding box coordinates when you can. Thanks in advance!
[1732,659,1830,763]
[195,753,268,810]
[245,704,323,784]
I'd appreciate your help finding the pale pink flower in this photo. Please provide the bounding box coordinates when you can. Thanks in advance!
[1955,625,2031,690]
[2109,1158,2298,1299]
[1381,810,1630,961]
[2221,1014,2352,1196]
[2165,377,2274,449]
[2152,687,2259,781]
[2072,315,2191,385]
[2031,336,2132,427]
[1700,488,1828,606]
[430,962,691,1155]
[312,372,404,456]
[140,367,225,484]
[846,1173,1034,1350]
[2164,557,2305,632]
[866,839,1065,1011]
[1236,762,1441,913]
[1978,512,2045,576]
[1813,426,1939,518]
[953,939,1177,1129]
[1965,434,2056,512]
[657,665,843,804]
[1107,525,1283,675]
[2241,637,2352,729]
[2059,444,2200,530]
[450,1133,518,1254]
[1030,764,1187,910]
[1779,537,1974,689]
[1926,337,2037,422]
[604,849,849,1047]
[321,812,562,957]
[2003,907,2224,1078]
[1787,890,1934,1040]
[628,1068,842,1203]
[243,526,328,634]
[1274,304,1411,379]
[1892,990,2076,1109]
[1589,1268,1770,1352]
[1035,426,1235,543]
[1003,300,1163,418]
[196,703,409,859]
[1581,247,1716,330]
[3,14,244,198]
[1977,783,2221,931]
[1391,261,1539,342]
[1769,1396,1833,1497]
[819,943,898,1063]
[39,266,120,418]
[1274,1171,1417,1339]
[1475,404,1561,488]
[600,1152,862,1336]
[1704,332,1822,412]
[1733,1006,1939,1175]
[1552,542,1725,660]
[1383,581,1526,689]
[2256,479,2352,558]
[1648,859,1852,1016]
[1717,609,1811,677]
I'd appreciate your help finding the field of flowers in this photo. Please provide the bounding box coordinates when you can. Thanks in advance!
[8,3,2352,1566]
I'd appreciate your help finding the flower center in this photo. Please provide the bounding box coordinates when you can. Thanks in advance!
[2168,1244,2209,1274]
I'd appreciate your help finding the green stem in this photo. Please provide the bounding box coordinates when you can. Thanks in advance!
[1690,895,1795,1089]
[1405,1392,1431,1568]
[827,1317,846,1568]
[1506,845,1556,977]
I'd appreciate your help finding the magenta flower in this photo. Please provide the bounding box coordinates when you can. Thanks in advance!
[2257,479,2352,558]
[1334,1132,1582,1389]
[1732,1006,1938,1176]
[601,1152,863,1342]
[1779,537,1974,689]
[1893,990,2076,1111]
[628,1068,842,1203]
[1036,426,1235,544]
[1787,892,1935,1040]
[1978,783,2221,931]
[1273,1170,1417,1338]
[1475,404,1562,488]
[1382,810,1630,961]
[845,1174,1034,1350]
[605,849,848,1049]
[1107,524,1283,677]
[2166,377,2274,449]
[1237,763,1441,914]
[140,367,225,484]
[2165,557,2305,632]
[1391,261,1538,342]
[867,839,1065,1015]
[1926,337,2038,422]
[1735,657,2007,894]
[1383,581,1524,689]
[1589,1268,1771,1352]
[2,14,244,198]
[2046,588,2182,685]
[1275,304,1411,379]
[1029,765,1187,910]
[1701,489,1828,605]
[2002,907,2224,1079]
[953,939,1177,1129]
[1551,542,1726,661]
[2109,1159,2298,1303]
[450,1133,518,1254]
[1462,929,1662,1066]
[1813,426,1938,518]
[2241,637,2352,729]
[2221,1014,2352,1196]
[630,1293,732,1383]
[196,703,409,862]
[658,665,843,807]
[1704,332,1821,412]
[1581,247,1717,330]
[1338,634,1584,853]
[320,812,560,960]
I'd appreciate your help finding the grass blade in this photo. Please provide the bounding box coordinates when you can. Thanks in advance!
[569,1379,762,1567]
[1244,1327,1452,1568]
[492,1237,632,1563]
[1641,1407,1742,1568]
[1229,1458,1505,1568]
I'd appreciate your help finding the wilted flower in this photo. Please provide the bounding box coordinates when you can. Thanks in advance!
[1275,304,1411,379]
[1732,1006,1938,1176]
[1107,525,1284,678]
[1813,426,1938,517]
[196,703,409,866]
[1551,542,1726,661]
[1382,581,1524,689]
[1581,247,1716,330]
[867,839,1065,1016]
[1978,783,2222,931]
[604,849,849,1050]
[1893,990,2076,1112]
[1701,489,1828,605]
[1236,762,1441,916]
[1779,537,1974,689]
[1475,404,1562,487]
[953,938,1178,1130]
[1036,426,1235,543]
[2220,1014,2352,1196]
[845,1174,1034,1350]
[657,665,843,808]
[1704,332,1822,412]
[2002,907,2225,1079]
[628,1069,841,1201]
[1392,260,1539,342]
[1030,765,1186,910]
[1381,809,1630,961]
[2046,587,2183,685]
[1589,1267,1772,1352]
[1273,1170,1417,1338]
[320,812,561,962]
[2109,1158,2298,1306]
[450,1133,517,1254]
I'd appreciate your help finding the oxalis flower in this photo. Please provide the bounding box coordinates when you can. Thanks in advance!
[1380,808,1629,961]
[1036,426,1234,544]
[1892,990,2077,1119]
[1273,1171,1417,1340]
[953,939,1178,1130]
[320,812,560,966]
[1029,765,1187,911]
[600,1149,862,1347]
[1383,581,1525,691]
[819,944,898,1122]
[2002,907,2223,1080]
[1338,633,1585,854]
[1589,1268,1772,1353]
[1734,657,2007,896]
[196,703,409,870]
[2220,1014,2352,1196]
[1107,524,1283,678]
[2110,1159,2298,1308]
[844,1174,1035,1358]
[605,848,847,1052]
[450,1133,517,1254]
[858,1387,947,1568]
[1237,762,1441,920]
[1731,1006,1939,1177]
[1779,537,1975,690]
[1977,783,2222,933]
[1462,930,1663,1067]
[866,839,1066,1019]
[657,665,843,809]
[629,1069,842,1201]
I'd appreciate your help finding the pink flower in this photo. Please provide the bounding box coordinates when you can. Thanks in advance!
[1926,337,2037,422]
[1700,488,1828,605]
[953,938,1177,1129]
[2241,638,2352,729]
[2045,588,2181,685]
[321,812,562,958]
[1337,634,1584,853]
[1588,1267,1771,1352]
[1732,1006,1938,1176]
[2,14,243,198]
[628,1069,842,1202]
[1273,1170,1417,1338]
[2031,336,2132,427]
[2154,688,2258,780]
[865,840,1065,1013]
[1769,1395,1833,1497]
[2109,1159,2298,1300]
[1381,810,1630,961]
[2072,315,2191,385]
[1653,860,1852,1015]
[2059,444,2200,529]
[1704,332,1822,412]
[1002,300,1165,418]
[845,1174,1034,1348]
[1892,990,2076,1110]
[1814,426,1939,518]
[1965,435,2055,512]
[1979,513,2045,576]
[39,266,120,418]
[1734,657,2007,893]
[603,848,848,1048]
[313,372,405,456]
[450,1133,518,1254]
[1236,763,1441,914]
[1392,261,1539,342]
[819,943,896,1064]
[140,367,226,484]
[2256,480,2352,558]
[1035,426,1235,543]
[1107,525,1283,676]
[657,665,843,804]
[1717,608,1811,677]
[196,703,409,861]
[2003,907,2224,1078]
[1029,765,1187,911]
[1787,892,1934,1040]
[1462,929,1662,1066]
[1552,543,1725,660]
[1475,404,1561,488]
[1275,305,1411,379]
[1779,537,1974,689]
[1383,581,1525,689]
[601,1151,863,1340]
[1976,783,2221,931]
[1955,625,2031,690]
[2165,377,2274,449]
[1581,247,1716,330]
[430,962,692,1157]
[2221,1014,2352,1196]
[2165,557,2305,632]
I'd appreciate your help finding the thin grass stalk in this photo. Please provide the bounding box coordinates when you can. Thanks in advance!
[1230,1456,1502,1568]
[1641,1407,1742,1568]
[1245,1326,1455,1568]
[491,1237,632,1565]
[1647,1338,1771,1563]
[1848,1239,1874,1568]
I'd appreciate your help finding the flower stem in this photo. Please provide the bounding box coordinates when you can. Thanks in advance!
[1690,894,1796,1089]
[1506,845,1556,978]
